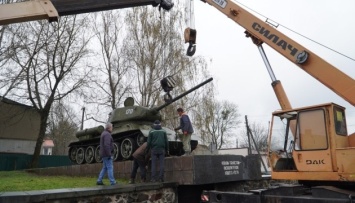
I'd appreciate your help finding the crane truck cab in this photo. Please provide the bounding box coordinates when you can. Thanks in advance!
[269,102,355,186]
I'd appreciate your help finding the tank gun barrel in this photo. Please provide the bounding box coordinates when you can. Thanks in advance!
[155,77,213,111]
[75,125,104,138]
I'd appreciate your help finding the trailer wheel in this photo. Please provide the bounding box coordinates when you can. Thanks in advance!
[75,147,86,164]
[121,137,137,160]
[113,142,121,161]
[95,145,102,163]
[85,146,95,164]
[68,147,77,163]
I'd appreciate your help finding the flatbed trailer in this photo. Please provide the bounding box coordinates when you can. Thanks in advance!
[201,184,355,203]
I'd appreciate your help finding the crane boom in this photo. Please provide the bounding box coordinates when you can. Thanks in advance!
[201,0,355,106]
[0,0,173,25]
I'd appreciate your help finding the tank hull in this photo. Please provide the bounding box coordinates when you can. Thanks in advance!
[68,126,198,164]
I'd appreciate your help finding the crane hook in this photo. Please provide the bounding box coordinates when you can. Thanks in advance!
[184,27,197,57]
[186,42,196,56]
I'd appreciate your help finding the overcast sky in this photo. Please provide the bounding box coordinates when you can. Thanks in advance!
[192,0,355,135]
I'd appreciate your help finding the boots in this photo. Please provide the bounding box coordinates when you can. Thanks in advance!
[129,178,135,184]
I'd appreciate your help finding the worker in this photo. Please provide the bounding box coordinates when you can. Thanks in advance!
[174,107,194,156]
[129,142,150,184]
[96,123,116,186]
[147,120,169,182]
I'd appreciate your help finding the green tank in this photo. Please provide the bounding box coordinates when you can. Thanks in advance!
[68,77,213,164]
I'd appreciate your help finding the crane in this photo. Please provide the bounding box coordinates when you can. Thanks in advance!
[196,0,355,187]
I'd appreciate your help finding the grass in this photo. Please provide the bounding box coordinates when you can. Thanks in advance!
[0,171,126,192]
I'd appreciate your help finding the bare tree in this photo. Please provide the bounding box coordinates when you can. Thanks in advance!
[0,25,10,68]
[194,94,241,149]
[123,5,207,107]
[120,5,213,135]
[239,121,269,152]
[48,101,78,155]
[86,11,132,112]
[0,10,26,96]
[1,16,92,168]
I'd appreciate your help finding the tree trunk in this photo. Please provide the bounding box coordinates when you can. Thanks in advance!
[30,110,49,168]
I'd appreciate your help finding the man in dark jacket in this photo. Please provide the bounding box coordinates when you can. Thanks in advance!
[129,142,150,184]
[96,123,116,186]
[147,120,169,182]
[174,107,194,156]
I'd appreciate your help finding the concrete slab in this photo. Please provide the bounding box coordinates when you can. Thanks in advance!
[27,154,261,185]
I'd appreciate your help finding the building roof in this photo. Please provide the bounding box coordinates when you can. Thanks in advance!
[0,96,34,109]
[42,139,54,147]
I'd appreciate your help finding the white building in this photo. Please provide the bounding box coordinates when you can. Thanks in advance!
[41,138,55,155]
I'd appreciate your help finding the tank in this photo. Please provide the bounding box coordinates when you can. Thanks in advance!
[68,77,213,164]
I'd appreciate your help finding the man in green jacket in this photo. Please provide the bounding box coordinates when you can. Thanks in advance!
[147,120,169,182]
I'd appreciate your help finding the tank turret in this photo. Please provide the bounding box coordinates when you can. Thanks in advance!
[68,77,213,165]
[110,77,213,122]
[108,97,161,127]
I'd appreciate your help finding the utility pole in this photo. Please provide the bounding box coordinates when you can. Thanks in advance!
[245,115,269,174]
[81,107,85,130]
[245,115,251,155]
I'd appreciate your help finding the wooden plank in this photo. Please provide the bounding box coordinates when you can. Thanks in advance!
[0,0,58,25]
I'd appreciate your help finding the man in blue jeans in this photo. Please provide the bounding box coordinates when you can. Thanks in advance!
[96,123,116,186]
[147,120,169,182]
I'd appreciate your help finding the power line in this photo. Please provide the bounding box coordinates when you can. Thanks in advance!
[235,0,355,62]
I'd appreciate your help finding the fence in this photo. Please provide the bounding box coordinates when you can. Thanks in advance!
[0,153,72,171]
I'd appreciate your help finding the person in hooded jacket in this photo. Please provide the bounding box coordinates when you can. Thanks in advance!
[174,107,194,156]
[147,120,169,182]
[129,142,150,184]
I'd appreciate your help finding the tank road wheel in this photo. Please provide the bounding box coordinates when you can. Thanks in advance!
[95,145,102,163]
[113,142,121,161]
[121,138,137,160]
[136,133,146,147]
[68,147,77,163]
[75,147,86,164]
[85,146,95,164]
